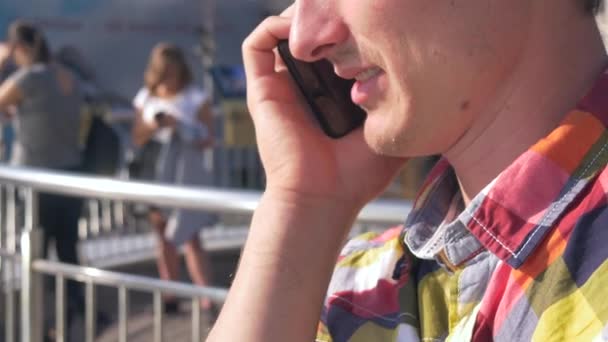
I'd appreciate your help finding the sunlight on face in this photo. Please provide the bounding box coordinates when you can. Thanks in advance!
[291,0,532,157]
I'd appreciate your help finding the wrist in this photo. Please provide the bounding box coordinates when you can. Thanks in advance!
[263,187,362,223]
[246,189,360,260]
[262,182,366,212]
[235,189,359,306]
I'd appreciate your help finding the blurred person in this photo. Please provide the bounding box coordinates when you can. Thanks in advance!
[0,20,94,339]
[0,51,15,161]
[209,0,608,341]
[55,45,122,177]
[132,42,217,313]
[55,45,100,103]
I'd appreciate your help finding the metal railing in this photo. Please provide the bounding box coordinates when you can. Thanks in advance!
[0,166,409,223]
[0,165,412,342]
[32,258,228,342]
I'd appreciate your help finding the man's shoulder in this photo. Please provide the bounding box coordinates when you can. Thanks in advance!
[563,162,608,231]
[557,164,608,277]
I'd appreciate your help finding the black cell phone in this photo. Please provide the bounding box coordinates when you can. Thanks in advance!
[277,40,366,138]
[154,111,167,123]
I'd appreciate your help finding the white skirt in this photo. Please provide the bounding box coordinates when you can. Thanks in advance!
[154,136,218,246]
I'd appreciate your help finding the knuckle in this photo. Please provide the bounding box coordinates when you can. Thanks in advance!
[242,16,278,52]
[241,36,253,54]
[260,16,276,27]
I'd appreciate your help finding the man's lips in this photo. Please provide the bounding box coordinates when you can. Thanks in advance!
[351,70,384,105]
[334,66,383,81]
[333,64,385,105]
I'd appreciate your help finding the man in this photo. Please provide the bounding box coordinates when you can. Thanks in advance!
[209,0,608,341]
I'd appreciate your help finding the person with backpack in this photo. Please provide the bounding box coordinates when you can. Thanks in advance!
[0,20,91,339]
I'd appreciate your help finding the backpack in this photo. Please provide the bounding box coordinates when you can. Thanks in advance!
[82,114,121,176]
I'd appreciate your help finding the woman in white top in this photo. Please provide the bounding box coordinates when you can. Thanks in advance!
[132,43,216,312]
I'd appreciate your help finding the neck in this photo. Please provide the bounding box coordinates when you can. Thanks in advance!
[444,4,607,205]
[155,85,180,99]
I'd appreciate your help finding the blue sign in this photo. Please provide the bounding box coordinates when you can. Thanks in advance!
[211,65,247,98]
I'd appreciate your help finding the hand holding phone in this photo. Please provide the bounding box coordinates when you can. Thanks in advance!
[277,40,366,138]
[240,17,405,201]
[154,111,176,128]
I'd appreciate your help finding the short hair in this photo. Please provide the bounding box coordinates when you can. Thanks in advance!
[586,0,603,13]
[144,42,193,95]
[8,20,51,64]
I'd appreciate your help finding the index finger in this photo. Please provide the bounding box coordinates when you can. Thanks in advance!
[279,4,294,18]
[242,16,291,81]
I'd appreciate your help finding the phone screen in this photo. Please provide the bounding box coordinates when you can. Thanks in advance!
[277,40,366,138]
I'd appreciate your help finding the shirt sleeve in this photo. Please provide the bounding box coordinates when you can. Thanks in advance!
[8,68,34,94]
[132,87,150,110]
[188,86,209,110]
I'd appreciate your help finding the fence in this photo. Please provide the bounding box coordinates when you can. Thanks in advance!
[0,165,411,342]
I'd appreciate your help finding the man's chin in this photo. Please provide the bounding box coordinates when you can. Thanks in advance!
[365,129,434,159]
[364,131,404,157]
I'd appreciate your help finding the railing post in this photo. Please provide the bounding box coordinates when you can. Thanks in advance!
[2,185,16,342]
[118,286,129,342]
[191,297,201,342]
[88,199,101,236]
[21,188,44,342]
[20,229,44,342]
[153,291,164,342]
[0,186,4,250]
[85,280,97,342]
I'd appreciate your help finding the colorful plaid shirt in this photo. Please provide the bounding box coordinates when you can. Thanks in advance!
[316,71,608,342]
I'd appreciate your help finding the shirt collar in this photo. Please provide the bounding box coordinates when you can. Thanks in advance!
[404,70,608,269]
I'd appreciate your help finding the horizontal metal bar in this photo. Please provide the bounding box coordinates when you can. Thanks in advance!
[0,165,411,224]
[359,200,411,224]
[0,166,258,213]
[32,259,228,302]
[0,249,21,259]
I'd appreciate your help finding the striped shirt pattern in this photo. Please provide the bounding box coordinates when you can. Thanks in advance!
[316,71,608,342]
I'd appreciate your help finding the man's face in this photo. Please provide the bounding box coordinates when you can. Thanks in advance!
[289,0,532,157]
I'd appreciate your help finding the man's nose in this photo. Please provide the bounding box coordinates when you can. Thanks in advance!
[288,1,349,62]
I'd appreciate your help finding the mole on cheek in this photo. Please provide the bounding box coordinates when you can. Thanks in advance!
[460,100,470,111]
